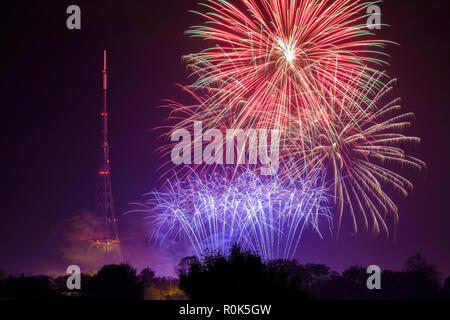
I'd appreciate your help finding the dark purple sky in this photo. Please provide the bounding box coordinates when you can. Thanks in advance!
[1,0,449,277]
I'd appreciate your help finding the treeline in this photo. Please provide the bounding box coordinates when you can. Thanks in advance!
[177,247,450,300]
[1,247,449,300]
[0,264,185,300]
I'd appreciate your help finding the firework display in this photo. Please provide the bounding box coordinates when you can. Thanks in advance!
[146,0,424,258]
[183,0,390,133]
[140,168,331,260]
[288,79,425,236]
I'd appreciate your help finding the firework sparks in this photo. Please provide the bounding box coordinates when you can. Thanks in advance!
[148,0,424,256]
[136,168,332,260]
[287,79,426,236]
[183,0,391,133]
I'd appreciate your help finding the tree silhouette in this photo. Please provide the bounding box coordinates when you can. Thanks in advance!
[139,267,156,287]
[303,264,332,286]
[0,274,57,300]
[88,263,145,300]
[442,276,450,299]
[177,245,311,301]
[402,253,441,299]
[1,252,448,300]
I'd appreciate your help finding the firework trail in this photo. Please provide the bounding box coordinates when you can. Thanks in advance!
[286,79,426,236]
[135,168,332,260]
[156,0,395,177]
[183,0,391,134]
[145,0,424,259]
[156,80,424,239]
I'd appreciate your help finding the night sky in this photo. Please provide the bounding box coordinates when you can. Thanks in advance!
[1,0,449,277]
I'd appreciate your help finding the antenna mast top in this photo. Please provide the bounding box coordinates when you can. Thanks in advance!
[102,50,107,90]
[103,50,107,71]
